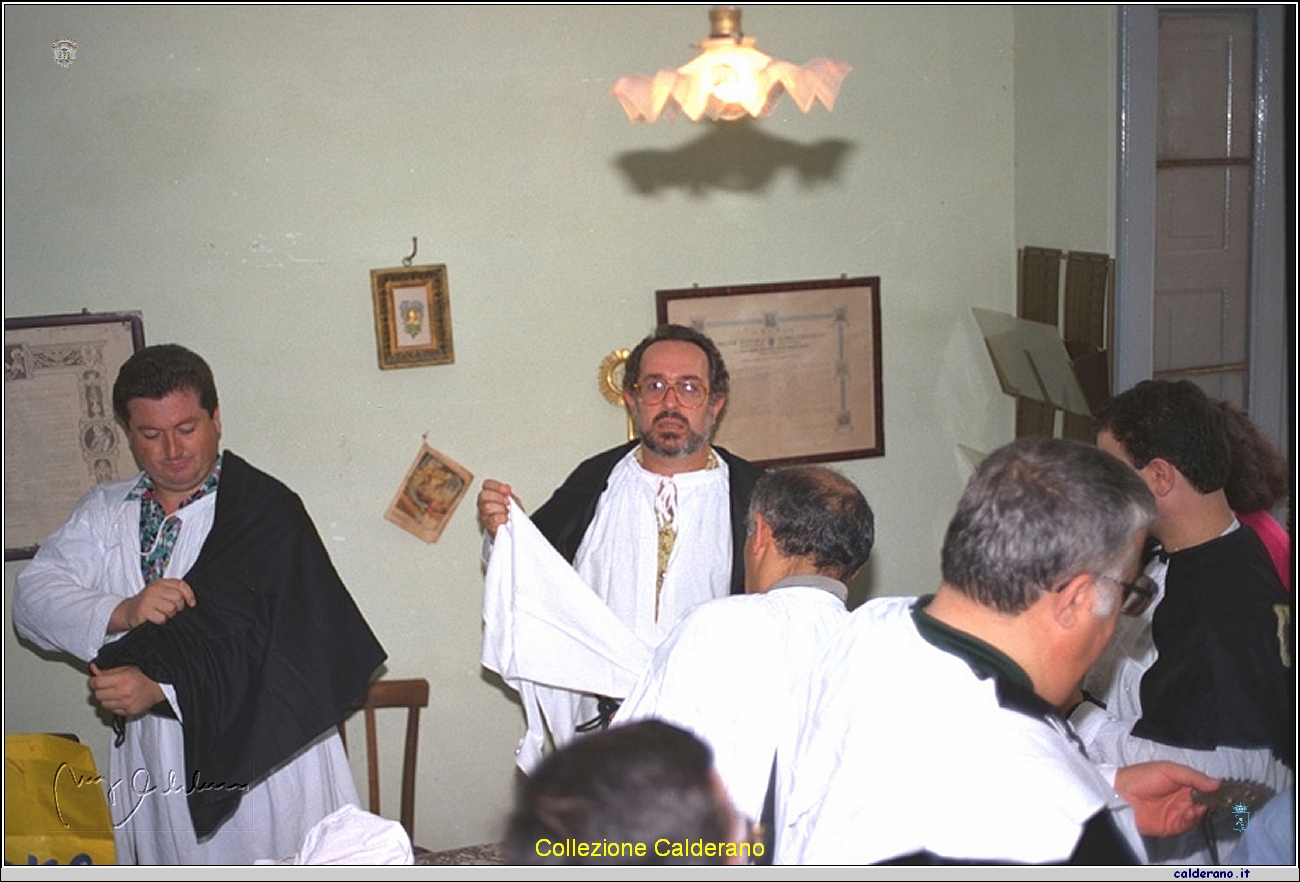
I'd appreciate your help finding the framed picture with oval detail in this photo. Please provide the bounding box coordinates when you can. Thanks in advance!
[371,264,454,370]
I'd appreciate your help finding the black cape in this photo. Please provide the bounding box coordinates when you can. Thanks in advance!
[1134,526,1294,768]
[94,452,387,837]
[530,441,764,596]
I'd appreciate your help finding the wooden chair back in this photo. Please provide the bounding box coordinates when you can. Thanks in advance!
[338,677,430,842]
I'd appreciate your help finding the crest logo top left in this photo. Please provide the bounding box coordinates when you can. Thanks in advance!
[52,39,77,69]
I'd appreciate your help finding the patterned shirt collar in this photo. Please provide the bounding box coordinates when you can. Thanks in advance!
[127,453,224,508]
[128,454,222,586]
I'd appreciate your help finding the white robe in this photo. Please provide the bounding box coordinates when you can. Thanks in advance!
[13,475,359,864]
[573,450,733,647]
[777,596,1140,865]
[480,450,734,766]
[481,504,653,772]
[615,575,849,822]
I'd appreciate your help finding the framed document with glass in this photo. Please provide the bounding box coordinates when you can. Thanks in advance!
[5,311,145,559]
[657,277,883,467]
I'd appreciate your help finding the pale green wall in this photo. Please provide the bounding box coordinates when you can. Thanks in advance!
[4,6,1115,851]
[1013,5,1117,251]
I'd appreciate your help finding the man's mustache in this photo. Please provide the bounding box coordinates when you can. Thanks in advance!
[653,410,689,426]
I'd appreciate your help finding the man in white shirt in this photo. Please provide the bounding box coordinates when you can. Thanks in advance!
[778,438,1219,865]
[477,325,763,728]
[13,344,383,864]
[617,466,873,829]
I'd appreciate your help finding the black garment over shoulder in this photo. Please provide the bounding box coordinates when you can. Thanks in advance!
[1135,527,1294,768]
[529,442,764,596]
[94,451,387,837]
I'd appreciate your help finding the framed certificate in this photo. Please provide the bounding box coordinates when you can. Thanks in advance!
[5,311,145,560]
[658,277,883,467]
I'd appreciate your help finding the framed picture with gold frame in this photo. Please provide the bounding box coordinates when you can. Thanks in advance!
[370,264,454,370]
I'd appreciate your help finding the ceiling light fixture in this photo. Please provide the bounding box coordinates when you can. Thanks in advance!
[612,6,851,123]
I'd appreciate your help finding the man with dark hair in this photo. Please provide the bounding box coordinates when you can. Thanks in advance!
[616,467,873,826]
[778,438,1218,864]
[477,325,763,729]
[110,343,220,426]
[1080,380,1293,863]
[14,344,385,864]
[505,720,748,865]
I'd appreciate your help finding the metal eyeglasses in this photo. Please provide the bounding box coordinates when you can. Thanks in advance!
[632,377,711,408]
[1093,573,1158,617]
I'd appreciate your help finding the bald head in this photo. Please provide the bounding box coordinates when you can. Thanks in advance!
[746,466,875,584]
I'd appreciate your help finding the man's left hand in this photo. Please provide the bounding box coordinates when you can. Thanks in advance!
[88,663,166,717]
[1114,761,1219,837]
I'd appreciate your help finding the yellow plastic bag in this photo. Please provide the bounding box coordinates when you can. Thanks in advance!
[5,734,116,866]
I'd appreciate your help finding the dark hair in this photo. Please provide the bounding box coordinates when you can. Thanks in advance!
[1092,379,1230,494]
[504,721,734,865]
[112,344,219,425]
[623,325,729,401]
[747,466,875,583]
[1217,400,1290,513]
[941,438,1155,615]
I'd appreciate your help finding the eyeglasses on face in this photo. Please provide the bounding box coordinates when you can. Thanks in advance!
[1092,573,1158,617]
[1052,572,1157,617]
[632,377,710,408]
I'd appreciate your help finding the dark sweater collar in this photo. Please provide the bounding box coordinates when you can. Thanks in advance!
[911,594,1034,693]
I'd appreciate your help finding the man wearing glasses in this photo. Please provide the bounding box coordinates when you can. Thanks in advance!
[1078,380,1293,864]
[477,324,763,728]
[777,438,1218,864]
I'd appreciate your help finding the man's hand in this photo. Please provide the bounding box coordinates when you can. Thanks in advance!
[477,479,520,538]
[1114,761,1219,837]
[88,663,166,717]
[107,578,196,633]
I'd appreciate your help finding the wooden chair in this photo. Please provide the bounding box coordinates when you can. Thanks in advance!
[338,677,430,842]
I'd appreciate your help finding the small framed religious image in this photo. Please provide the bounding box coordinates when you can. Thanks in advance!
[384,442,473,543]
[370,264,454,370]
[657,276,883,467]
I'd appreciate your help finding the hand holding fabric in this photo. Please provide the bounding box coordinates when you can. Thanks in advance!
[1114,761,1219,836]
[477,479,519,538]
[108,578,196,633]
[88,663,166,716]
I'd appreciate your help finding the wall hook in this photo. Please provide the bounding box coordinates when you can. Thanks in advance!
[402,237,419,267]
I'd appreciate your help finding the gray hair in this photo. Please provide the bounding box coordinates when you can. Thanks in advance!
[748,466,875,583]
[941,438,1155,615]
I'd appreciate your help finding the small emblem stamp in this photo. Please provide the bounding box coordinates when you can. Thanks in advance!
[1231,802,1250,833]
[51,38,77,69]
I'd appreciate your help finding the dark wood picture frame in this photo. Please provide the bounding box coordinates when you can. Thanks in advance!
[657,276,883,467]
[371,264,454,370]
[5,310,146,560]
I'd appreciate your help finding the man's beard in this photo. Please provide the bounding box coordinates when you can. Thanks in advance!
[636,408,713,459]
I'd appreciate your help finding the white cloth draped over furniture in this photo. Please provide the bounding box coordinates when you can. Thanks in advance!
[481,505,653,772]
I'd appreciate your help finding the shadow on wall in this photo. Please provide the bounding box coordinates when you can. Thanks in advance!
[614,121,856,197]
